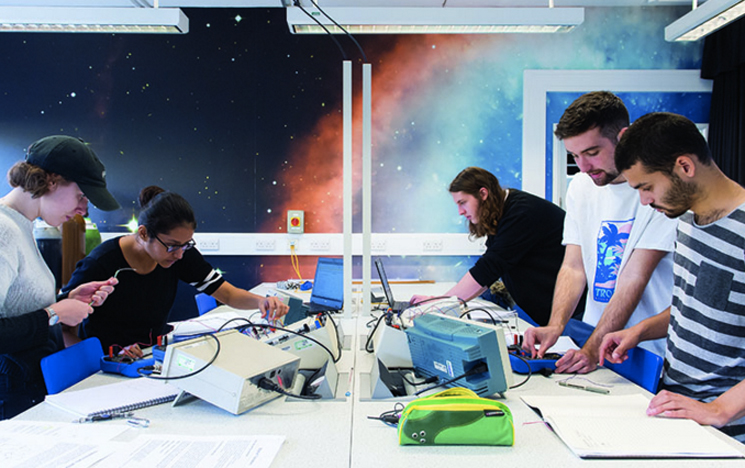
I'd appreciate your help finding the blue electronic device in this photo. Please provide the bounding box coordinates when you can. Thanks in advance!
[404,314,512,397]
[508,347,561,374]
[100,355,155,378]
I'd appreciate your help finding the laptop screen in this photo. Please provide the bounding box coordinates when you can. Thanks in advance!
[310,257,344,308]
[374,258,397,307]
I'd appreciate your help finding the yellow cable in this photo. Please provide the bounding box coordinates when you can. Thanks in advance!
[290,244,302,280]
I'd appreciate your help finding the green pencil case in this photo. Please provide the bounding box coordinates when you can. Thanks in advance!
[398,387,514,446]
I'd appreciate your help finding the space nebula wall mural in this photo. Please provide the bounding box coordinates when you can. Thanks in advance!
[0,6,705,318]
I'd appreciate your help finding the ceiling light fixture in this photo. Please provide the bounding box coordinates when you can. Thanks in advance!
[0,7,189,34]
[665,0,745,41]
[286,7,584,35]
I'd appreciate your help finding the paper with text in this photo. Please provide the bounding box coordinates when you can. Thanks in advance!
[521,393,744,458]
[0,420,128,468]
[106,434,285,468]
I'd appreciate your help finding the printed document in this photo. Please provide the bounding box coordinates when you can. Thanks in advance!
[521,393,745,458]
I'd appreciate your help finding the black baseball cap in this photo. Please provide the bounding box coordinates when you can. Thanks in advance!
[26,135,120,211]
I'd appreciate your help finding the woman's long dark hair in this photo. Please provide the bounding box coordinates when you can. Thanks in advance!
[448,167,505,238]
[138,186,196,237]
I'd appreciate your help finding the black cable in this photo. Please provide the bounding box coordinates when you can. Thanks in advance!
[395,369,438,387]
[141,333,221,381]
[256,377,322,400]
[309,0,368,63]
[413,363,489,396]
[460,307,498,325]
[302,366,325,395]
[508,353,533,389]
[365,313,387,353]
[459,307,515,326]
[367,402,405,427]
[293,1,347,60]
[321,310,343,356]
[217,316,341,364]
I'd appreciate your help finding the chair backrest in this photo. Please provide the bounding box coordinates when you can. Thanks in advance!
[514,305,539,328]
[563,318,594,348]
[41,337,103,395]
[195,292,218,315]
[604,346,664,393]
[561,319,663,393]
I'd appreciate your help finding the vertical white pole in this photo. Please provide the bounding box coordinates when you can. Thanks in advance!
[362,63,372,317]
[343,60,353,318]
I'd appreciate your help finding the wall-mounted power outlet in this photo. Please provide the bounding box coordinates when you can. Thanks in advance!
[255,239,276,251]
[371,239,387,252]
[198,237,220,251]
[310,238,331,251]
[287,210,304,234]
[422,239,443,251]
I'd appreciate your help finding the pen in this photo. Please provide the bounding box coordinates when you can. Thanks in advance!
[558,381,610,394]
[76,412,134,423]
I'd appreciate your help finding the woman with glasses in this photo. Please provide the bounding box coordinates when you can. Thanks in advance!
[62,186,288,358]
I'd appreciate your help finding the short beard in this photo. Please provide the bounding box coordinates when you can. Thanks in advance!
[589,169,620,187]
[653,173,696,219]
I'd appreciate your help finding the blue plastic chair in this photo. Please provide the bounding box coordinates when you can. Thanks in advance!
[563,318,594,347]
[194,293,218,315]
[41,337,103,394]
[563,318,663,393]
[514,305,539,328]
[604,346,664,393]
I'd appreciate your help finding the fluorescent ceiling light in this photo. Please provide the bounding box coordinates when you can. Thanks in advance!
[665,0,745,41]
[0,7,189,34]
[287,7,584,34]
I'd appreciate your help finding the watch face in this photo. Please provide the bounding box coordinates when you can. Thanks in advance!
[48,314,59,326]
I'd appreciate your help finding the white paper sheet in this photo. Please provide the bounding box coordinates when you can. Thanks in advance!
[168,311,250,335]
[106,434,285,468]
[521,394,745,458]
[0,420,129,468]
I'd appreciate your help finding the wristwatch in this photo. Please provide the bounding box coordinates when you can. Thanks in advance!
[45,307,59,326]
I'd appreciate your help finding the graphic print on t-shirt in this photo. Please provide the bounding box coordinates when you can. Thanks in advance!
[594,218,633,303]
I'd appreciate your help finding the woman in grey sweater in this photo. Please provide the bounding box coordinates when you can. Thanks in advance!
[0,135,119,419]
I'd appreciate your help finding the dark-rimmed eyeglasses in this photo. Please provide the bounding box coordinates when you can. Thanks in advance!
[153,234,196,253]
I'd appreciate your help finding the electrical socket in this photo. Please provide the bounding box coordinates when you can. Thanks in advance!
[422,239,443,251]
[255,239,276,251]
[310,238,331,251]
[198,237,220,251]
[371,239,387,251]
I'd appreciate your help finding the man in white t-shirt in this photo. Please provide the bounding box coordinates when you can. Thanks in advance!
[522,91,677,373]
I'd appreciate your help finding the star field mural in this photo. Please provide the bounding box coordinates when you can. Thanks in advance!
[0,6,706,318]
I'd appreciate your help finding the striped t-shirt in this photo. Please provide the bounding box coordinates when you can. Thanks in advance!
[663,206,745,443]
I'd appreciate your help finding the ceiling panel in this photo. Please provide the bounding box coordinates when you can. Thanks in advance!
[0,0,692,6]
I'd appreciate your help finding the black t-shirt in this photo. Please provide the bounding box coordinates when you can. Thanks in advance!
[62,237,224,352]
[469,189,566,326]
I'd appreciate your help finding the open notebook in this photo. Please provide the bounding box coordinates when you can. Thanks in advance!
[45,378,179,418]
[521,393,744,459]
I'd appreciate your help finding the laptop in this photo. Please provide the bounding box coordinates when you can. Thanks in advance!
[305,257,344,313]
[374,258,411,314]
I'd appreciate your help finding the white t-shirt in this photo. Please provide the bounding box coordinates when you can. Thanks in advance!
[563,173,677,356]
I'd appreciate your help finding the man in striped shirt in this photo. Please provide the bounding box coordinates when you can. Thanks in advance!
[600,112,745,443]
